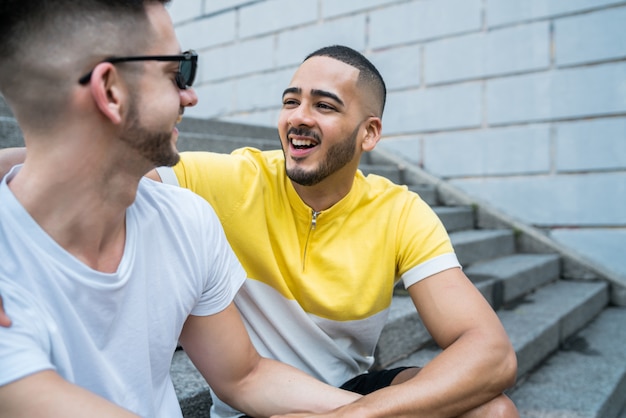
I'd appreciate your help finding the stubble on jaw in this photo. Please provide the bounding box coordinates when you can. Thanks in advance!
[285,123,360,186]
[120,96,180,168]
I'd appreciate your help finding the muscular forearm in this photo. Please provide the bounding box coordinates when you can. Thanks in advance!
[334,330,516,418]
[181,308,361,418]
[226,358,361,418]
[0,370,140,418]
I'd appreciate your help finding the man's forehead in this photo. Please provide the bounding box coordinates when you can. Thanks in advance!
[287,56,359,98]
[294,56,359,80]
[146,3,181,54]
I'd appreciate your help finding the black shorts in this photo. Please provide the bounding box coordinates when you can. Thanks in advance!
[339,366,415,395]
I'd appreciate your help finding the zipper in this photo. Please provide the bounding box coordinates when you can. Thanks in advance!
[303,210,321,270]
[311,210,320,230]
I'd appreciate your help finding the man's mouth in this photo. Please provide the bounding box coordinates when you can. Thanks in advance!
[288,128,320,150]
[291,137,317,149]
[176,107,185,125]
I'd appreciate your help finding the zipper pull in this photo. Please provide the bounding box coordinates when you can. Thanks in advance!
[311,210,320,230]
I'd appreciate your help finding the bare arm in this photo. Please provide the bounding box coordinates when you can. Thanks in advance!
[145,168,162,182]
[0,147,26,178]
[275,267,517,418]
[0,370,140,418]
[0,296,9,327]
[394,267,516,416]
[179,303,361,418]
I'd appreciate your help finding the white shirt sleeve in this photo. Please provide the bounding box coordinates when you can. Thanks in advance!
[155,166,180,186]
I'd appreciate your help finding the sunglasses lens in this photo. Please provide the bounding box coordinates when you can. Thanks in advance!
[177,59,196,89]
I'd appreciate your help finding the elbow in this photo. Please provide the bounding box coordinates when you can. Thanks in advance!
[504,349,518,389]
[496,342,518,391]
[480,332,518,394]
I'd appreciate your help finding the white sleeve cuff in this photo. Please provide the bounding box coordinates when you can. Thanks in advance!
[401,253,462,289]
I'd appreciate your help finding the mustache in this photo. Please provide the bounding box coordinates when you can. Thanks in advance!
[287,127,321,142]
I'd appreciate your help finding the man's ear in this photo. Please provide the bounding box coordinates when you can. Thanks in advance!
[361,116,382,152]
[89,63,126,125]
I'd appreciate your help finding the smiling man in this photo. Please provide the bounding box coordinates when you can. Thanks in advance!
[151,45,520,418]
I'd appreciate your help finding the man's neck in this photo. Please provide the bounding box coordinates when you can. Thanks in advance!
[7,148,141,273]
[291,177,355,213]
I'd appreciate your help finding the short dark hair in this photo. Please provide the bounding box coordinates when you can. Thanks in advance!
[304,45,387,117]
[0,0,170,127]
[0,0,169,59]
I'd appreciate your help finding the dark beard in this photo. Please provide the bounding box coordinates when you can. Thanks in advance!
[120,98,180,168]
[285,124,359,186]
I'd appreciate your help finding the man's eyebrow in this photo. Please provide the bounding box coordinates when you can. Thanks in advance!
[311,89,344,107]
[282,87,345,107]
[282,87,301,98]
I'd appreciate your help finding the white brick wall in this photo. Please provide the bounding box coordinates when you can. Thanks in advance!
[168,0,626,280]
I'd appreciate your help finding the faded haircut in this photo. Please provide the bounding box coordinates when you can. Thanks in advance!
[0,0,170,128]
[304,45,387,118]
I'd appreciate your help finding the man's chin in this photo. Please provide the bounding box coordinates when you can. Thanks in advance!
[286,166,322,187]
[164,152,180,167]
[151,149,180,168]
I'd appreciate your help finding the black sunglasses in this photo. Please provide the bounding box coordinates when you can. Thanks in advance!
[78,50,198,89]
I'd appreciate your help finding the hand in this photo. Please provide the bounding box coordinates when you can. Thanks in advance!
[0,295,11,327]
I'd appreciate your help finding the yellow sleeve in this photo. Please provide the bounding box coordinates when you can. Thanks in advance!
[172,150,256,222]
[396,192,456,277]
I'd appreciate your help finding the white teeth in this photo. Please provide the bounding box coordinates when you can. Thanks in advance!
[292,138,314,146]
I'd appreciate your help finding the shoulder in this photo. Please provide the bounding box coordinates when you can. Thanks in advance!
[230,147,285,172]
[138,175,203,202]
[135,177,221,226]
[173,148,283,185]
[0,279,55,386]
[177,147,283,168]
[356,172,446,236]
[357,172,424,208]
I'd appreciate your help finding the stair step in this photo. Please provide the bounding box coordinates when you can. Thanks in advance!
[449,229,516,266]
[511,307,626,418]
[433,205,474,232]
[374,295,431,368]
[501,280,609,378]
[409,184,438,206]
[0,119,24,148]
[0,95,13,118]
[385,280,608,374]
[179,116,276,140]
[465,253,561,309]
[177,131,277,153]
[360,163,402,184]
[383,253,555,367]
[171,350,211,417]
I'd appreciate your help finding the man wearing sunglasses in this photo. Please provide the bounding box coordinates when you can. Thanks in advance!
[0,1,360,417]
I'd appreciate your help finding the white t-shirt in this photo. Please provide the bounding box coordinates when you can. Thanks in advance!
[0,167,246,418]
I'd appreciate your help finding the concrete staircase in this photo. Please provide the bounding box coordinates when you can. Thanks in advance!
[1,96,625,417]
